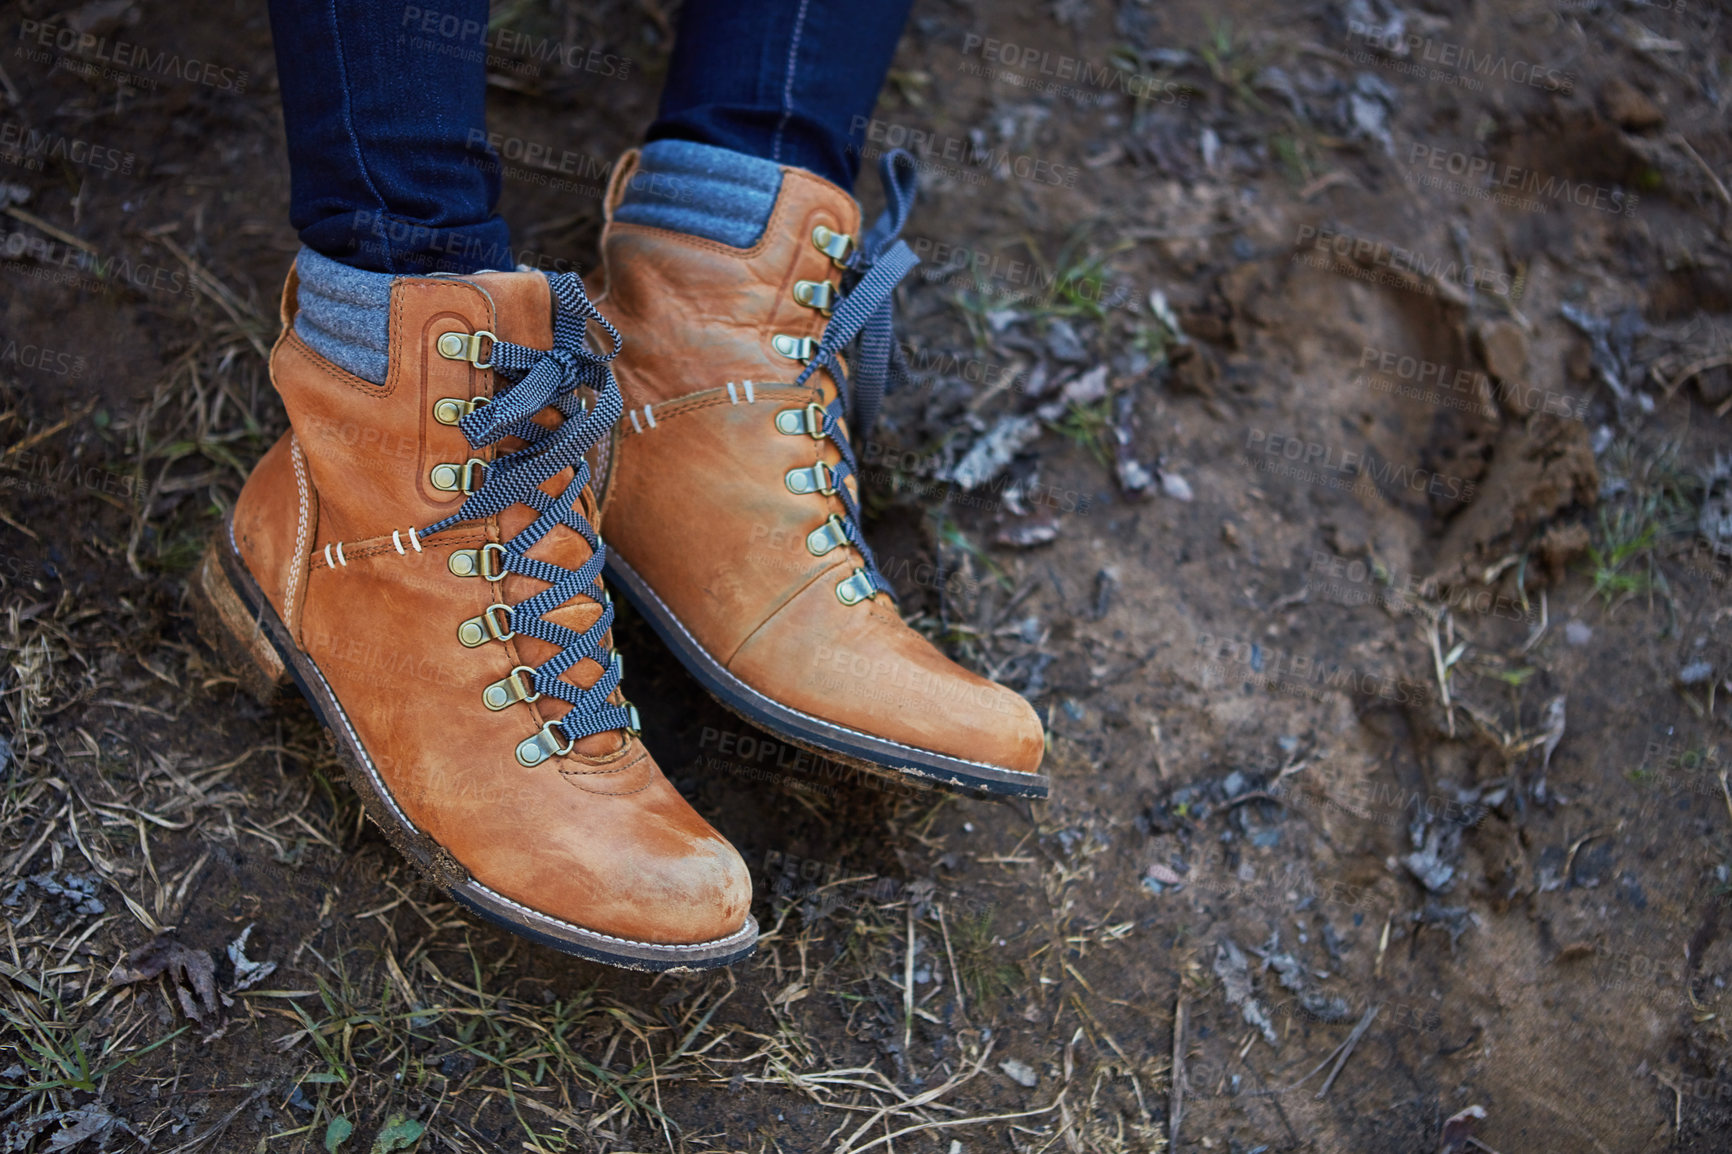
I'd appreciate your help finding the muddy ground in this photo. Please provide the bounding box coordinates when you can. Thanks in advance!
[2,0,1731,1151]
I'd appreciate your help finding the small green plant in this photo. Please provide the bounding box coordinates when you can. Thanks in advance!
[0,996,186,1095]
[953,908,1020,1012]
[1050,396,1115,468]
[1585,504,1659,604]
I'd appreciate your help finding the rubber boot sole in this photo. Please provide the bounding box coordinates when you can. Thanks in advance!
[603,553,1050,799]
[191,525,759,972]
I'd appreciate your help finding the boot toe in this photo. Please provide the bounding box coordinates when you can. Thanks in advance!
[727,570,1047,777]
[428,747,755,948]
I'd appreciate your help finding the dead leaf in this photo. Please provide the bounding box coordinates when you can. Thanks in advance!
[1213,939,1276,1043]
[111,937,223,1024]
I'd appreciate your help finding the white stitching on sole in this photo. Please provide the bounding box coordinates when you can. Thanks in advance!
[608,553,1038,781]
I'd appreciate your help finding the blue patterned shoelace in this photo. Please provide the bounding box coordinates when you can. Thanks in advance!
[422,273,634,751]
[790,149,922,601]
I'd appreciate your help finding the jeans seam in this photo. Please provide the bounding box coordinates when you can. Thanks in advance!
[770,0,813,165]
[325,0,394,272]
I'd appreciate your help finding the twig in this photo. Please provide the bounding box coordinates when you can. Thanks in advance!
[1519,590,1549,655]
[0,399,98,464]
[843,1101,1061,1154]
[1658,353,1732,398]
[1315,1004,1379,1099]
[1718,772,1732,828]
[154,235,270,361]
[159,1083,272,1153]
[833,1040,995,1154]
[903,903,916,1055]
[1427,617,1455,737]
[1169,996,1188,1148]
[2,205,94,252]
[1669,133,1732,207]
[1563,828,1609,884]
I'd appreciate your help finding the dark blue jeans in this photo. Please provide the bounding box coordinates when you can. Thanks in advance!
[269,0,913,274]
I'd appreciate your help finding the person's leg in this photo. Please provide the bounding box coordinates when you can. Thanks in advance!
[613,0,915,247]
[268,0,508,275]
[199,1,759,970]
[591,5,1049,796]
[268,0,510,383]
[646,0,915,189]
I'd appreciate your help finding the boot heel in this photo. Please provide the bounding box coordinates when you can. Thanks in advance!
[192,540,291,704]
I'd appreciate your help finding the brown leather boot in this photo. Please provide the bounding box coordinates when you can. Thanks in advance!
[589,152,1048,797]
[192,264,756,969]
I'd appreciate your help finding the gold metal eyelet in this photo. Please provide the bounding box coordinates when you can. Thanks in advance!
[433,396,489,425]
[429,458,487,494]
[806,514,849,557]
[448,542,508,580]
[436,329,496,369]
[625,702,642,735]
[774,402,827,439]
[515,720,575,767]
[835,568,875,606]
[811,225,854,267]
[483,665,540,711]
[792,279,836,314]
[771,334,817,362]
[785,463,837,496]
[456,603,514,648]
